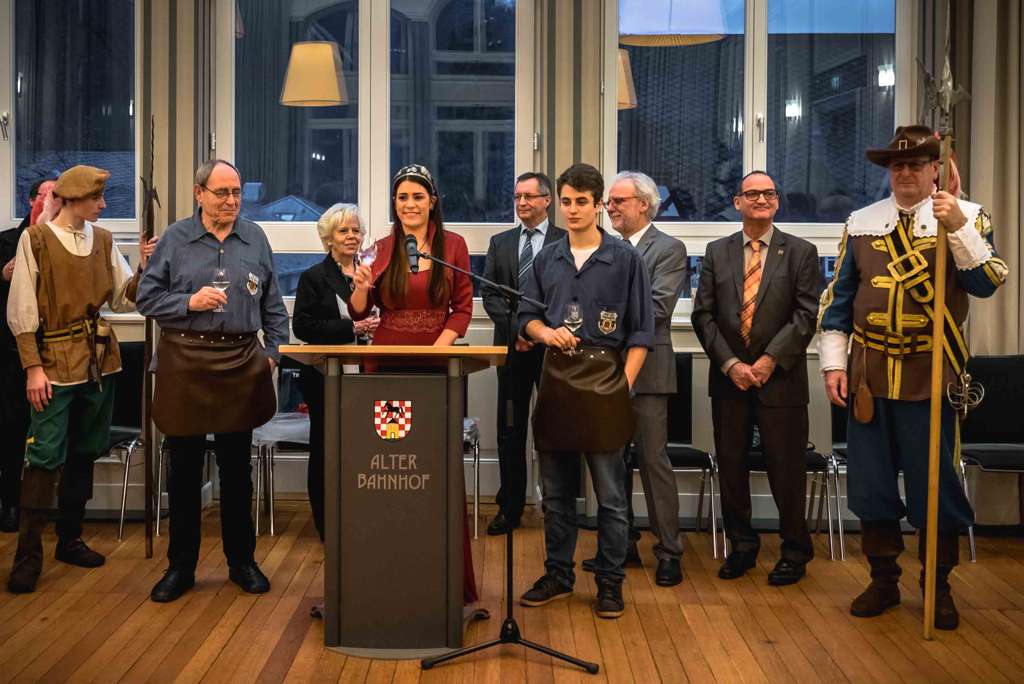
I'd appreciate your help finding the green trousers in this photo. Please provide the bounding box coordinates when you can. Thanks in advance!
[25,381,115,471]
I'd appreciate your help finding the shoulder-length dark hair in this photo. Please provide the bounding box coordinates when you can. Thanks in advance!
[379,175,450,309]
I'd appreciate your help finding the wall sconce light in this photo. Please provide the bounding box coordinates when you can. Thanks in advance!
[281,42,348,107]
[617,49,638,110]
[877,64,895,88]
[785,99,801,120]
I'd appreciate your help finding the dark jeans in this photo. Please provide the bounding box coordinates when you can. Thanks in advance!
[494,346,544,520]
[165,430,256,572]
[712,396,815,565]
[540,450,628,586]
[299,367,326,541]
[0,355,29,508]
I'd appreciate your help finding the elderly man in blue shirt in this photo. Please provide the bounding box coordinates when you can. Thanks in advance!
[136,159,289,603]
[517,163,654,620]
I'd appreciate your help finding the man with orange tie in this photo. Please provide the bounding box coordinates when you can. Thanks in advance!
[691,171,819,586]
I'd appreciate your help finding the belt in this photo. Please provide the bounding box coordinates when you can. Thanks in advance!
[43,318,96,343]
[852,323,933,357]
[161,328,257,347]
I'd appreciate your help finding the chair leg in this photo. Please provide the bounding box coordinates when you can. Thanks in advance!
[255,446,263,537]
[268,445,276,537]
[960,459,976,563]
[710,458,723,559]
[118,446,133,542]
[806,476,817,525]
[156,448,166,537]
[831,457,845,560]
[473,439,480,540]
[815,472,827,535]
[695,468,706,534]
[824,468,835,561]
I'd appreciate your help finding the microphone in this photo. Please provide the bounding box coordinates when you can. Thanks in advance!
[405,234,420,274]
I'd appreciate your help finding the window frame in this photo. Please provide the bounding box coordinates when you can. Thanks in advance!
[601,0,917,269]
[0,0,144,237]
[214,0,535,262]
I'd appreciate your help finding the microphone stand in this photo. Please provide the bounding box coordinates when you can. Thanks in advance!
[415,251,599,675]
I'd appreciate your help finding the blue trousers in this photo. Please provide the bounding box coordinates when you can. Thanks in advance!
[846,398,974,531]
[540,450,629,586]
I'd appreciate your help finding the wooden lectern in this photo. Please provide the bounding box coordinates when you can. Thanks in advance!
[280,345,505,659]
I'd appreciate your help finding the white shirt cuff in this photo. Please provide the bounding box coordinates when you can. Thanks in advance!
[947,223,990,271]
[818,330,849,375]
[721,357,740,375]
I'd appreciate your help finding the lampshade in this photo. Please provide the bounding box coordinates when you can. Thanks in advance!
[619,0,727,47]
[235,0,244,38]
[617,49,638,110]
[280,42,348,107]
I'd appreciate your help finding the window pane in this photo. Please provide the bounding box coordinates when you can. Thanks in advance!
[766,0,896,222]
[235,1,359,223]
[14,0,136,220]
[617,0,745,222]
[274,252,326,297]
[391,0,516,224]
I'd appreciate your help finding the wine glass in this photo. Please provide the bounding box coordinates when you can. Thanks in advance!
[562,302,583,355]
[361,306,380,343]
[212,267,230,313]
[358,243,378,267]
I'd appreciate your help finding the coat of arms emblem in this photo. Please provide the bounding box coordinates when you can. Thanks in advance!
[374,401,412,441]
[247,272,259,295]
[598,310,618,335]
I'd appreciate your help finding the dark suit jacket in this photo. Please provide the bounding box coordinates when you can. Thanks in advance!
[292,253,358,346]
[481,222,567,346]
[0,216,29,357]
[691,227,819,407]
[628,225,687,395]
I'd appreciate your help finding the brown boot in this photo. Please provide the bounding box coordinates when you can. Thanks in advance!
[851,555,902,617]
[8,466,58,594]
[918,531,961,630]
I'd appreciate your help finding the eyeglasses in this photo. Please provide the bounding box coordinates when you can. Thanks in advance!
[887,161,930,173]
[201,185,242,200]
[605,196,638,208]
[514,193,550,202]
[738,189,778,201]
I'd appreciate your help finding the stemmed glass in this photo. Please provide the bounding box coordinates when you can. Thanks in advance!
[562,302,583,355]
[212,267,230,313]
[361,306,380,343]
[358,243,378,268]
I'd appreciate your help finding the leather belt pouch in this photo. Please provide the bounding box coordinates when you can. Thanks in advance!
[532,346,635,454]
[153,329,276,436]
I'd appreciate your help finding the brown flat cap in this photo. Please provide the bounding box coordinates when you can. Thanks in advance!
[52,165,111,200]
[866,125,941,167]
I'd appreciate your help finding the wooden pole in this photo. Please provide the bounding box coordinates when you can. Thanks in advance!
[923,133,955,640]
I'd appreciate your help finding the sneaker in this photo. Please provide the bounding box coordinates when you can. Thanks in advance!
[520,571,573,607]
[595,581,625,619]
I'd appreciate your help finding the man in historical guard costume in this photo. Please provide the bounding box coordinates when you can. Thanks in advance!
[818,125,1008,629]
[6,165,154,593]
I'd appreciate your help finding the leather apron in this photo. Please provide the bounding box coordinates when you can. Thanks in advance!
[153,329,276,436]
[532,346,634,454]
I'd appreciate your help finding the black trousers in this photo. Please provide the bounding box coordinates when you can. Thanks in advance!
[494,345,545,520]
[0,354,29,509]
[712,395,814,564]
[299,367,326,541]
[165,430,256,572]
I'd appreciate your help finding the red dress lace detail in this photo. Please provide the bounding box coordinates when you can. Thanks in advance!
[379,308,446,334]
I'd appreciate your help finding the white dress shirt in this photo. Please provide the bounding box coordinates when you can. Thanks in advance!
[517,218,549,259]
[721,225,775,374]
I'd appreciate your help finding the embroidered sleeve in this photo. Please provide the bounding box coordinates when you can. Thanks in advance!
[817,224,857,374]
[952,210,1007,298]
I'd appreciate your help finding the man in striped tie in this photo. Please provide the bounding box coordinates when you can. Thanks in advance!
[482,172,566,535]
[692,171,819,586]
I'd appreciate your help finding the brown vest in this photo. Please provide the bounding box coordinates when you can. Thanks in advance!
[27,224,122,383]
[848,215,969,401]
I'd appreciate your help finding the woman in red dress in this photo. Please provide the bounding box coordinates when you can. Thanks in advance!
[349,164,477,603]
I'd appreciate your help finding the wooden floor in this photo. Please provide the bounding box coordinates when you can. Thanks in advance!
[2,504,1024,683]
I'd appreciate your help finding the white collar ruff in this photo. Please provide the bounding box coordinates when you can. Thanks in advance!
[847,193,980,238]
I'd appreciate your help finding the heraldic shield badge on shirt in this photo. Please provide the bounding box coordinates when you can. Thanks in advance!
[598,310,618,335]
[375,401,412,441]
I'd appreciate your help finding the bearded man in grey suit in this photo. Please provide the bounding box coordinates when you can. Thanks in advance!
[583,171,688,586]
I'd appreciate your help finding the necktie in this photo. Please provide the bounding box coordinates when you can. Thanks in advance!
[740,239,763,347]
[518,228,537,285]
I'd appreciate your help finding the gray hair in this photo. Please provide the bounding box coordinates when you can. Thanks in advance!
[614,171,661,220]
[194,158,241,186]
[317,203,367,252]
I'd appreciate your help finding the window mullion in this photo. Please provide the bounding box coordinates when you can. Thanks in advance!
[368,0,391,242]
[1,0,14,229]
[748,0,768,172]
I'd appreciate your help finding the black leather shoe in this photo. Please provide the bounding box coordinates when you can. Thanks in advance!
[582,540,641,573]
[0,506,19,534]
[486,512,520,536]
[229,562,271,594]
[655,558,683,586]
[767,559,806,586]
[718,551,758,580]
[54,538,106,568]
[151,569,195,602]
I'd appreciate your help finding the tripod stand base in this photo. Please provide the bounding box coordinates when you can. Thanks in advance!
[420,617,599,674]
